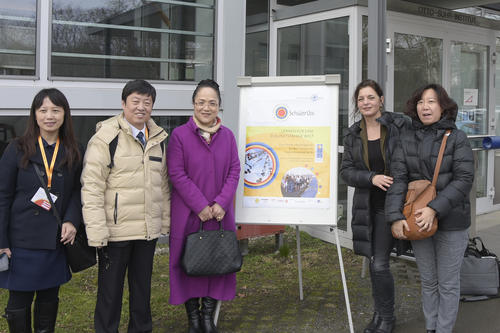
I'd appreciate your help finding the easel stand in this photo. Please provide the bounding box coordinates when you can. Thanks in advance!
[295,225,354,333]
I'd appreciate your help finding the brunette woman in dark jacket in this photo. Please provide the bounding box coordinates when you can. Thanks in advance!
[341,80,410,333]
[386,84,473,333]
[0,88,82,333]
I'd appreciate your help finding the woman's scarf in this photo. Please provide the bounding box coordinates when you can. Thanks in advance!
[193,116,222,143]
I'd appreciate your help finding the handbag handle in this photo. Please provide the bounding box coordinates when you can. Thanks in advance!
[33,163,62,227]
[198,220,224,232]
[471,236,496,257]
[431,130,451,187]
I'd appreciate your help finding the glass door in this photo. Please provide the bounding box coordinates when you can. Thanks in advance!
[450,42,490,208]
[387,14,495,214]
[269,6,356,245]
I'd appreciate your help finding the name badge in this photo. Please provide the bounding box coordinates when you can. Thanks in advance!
[31,187,58,211]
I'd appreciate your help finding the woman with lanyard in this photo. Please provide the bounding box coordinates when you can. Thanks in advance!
[0,88,82,333]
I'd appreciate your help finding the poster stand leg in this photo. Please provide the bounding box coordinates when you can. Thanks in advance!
[361,257,369,278]
[296,225,304,301]
[214,300,221,326]
[333,226,354,333]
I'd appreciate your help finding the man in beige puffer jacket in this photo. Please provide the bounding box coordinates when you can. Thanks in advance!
[81,80,169,333]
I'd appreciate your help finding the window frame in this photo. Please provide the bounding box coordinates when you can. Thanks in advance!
[0,0,40,80]
[48,0,216,82]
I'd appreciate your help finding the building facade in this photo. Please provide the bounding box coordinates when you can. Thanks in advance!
[2,0,500,249]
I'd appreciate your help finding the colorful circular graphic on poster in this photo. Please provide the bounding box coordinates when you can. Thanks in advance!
[280,167,318,198]
[274,105,289,120]
[244,142,279,189]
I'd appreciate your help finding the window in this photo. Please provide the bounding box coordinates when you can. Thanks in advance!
[277,17,349,231]
[277,17,349,139]
[51,0,215,81]
[245,0,269,76]
[393,33,442,113]
[0,0,37,76]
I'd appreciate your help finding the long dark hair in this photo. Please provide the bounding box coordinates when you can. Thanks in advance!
[406,83,458,122]
[18,88,81,169]
[352,79,384,119]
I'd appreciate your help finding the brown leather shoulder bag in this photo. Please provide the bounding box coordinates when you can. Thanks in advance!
[396,130,451,240]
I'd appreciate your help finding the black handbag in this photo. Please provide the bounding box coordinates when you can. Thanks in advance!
[33,164,97,273]
[460,237,499,298]
[182,220,243,276]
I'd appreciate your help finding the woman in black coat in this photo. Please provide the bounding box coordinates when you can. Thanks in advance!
[0,88,82,333]
[340,80,409,333]
[386,84,473,333]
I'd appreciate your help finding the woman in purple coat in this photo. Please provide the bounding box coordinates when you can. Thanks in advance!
[167,79,241,333]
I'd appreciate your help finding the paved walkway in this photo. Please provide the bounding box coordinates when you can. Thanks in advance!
[396,210,500,333]
[396,297,500,333]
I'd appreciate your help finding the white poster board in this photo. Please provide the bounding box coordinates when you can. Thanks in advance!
[235,75,339,226]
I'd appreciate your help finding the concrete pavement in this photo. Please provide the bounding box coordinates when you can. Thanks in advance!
[396,210,500,333]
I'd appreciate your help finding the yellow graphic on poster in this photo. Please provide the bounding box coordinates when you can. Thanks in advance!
[244,126,330,208]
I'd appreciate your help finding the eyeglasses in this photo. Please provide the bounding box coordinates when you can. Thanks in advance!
[194,101,219,109]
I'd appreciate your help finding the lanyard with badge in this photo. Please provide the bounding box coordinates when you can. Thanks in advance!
[31,136,60,210]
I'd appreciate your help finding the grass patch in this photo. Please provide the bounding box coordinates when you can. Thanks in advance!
[0,227,422,332]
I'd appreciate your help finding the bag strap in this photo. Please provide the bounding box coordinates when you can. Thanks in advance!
[33,163,62,227]
[472,236,497,258]
[431,129,451,187]
[198,220,224,232]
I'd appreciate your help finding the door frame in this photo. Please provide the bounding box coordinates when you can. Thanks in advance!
[384,10,497,214]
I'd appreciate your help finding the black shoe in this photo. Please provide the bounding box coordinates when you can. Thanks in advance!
[201,297,218,333]
[34,300,58,333]
[184,298,203,333]
[363,312,381,333]
[3,307,32,333]
[374,317,395,333]
[426,330,436,333]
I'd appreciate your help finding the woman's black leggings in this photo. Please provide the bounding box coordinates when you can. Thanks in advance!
[369,208,395,319]
[7,287,59,309]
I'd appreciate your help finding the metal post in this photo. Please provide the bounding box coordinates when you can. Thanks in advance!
[361,256,369,278]
[368,0,387,87]
[214,300,221,326]
[296,225,304,301]
[334,226,354,333]
[469,149,479,237]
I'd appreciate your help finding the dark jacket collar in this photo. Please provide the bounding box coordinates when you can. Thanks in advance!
[412,117,457,131]
[346,111,409,135]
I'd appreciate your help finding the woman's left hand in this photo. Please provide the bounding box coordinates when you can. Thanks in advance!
[414,207,436,232]
[371,174,393,191]
[61,222,77,245]
[211,203,226,222]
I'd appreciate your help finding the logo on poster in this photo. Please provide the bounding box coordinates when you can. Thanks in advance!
[275,105,289,120]
[274,104,315,120]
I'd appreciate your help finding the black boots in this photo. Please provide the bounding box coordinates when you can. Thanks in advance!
[184,298,203,333]
[3,300,58,333]
[185,297,218,333]
[364,312,381,333]
[33,300,58,333]
[374,317,396,333]
[201,297,218,333]
[3,307,31,333]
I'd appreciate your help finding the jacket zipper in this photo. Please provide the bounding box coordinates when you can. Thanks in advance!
[114,192,118,224]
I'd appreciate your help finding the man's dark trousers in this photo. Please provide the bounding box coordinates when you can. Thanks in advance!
[94,239,158,333]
